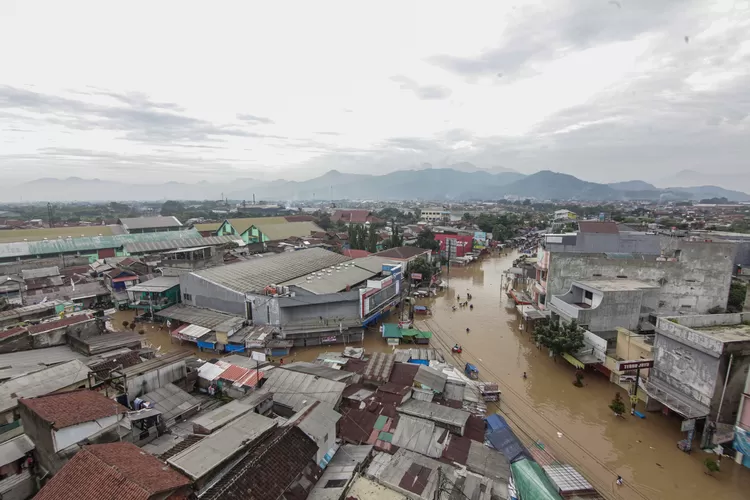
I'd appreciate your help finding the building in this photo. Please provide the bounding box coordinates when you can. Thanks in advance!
[0,432,35,499]
[420,208,451,224]
[434,233,473,259]
[286,400,341,468]
[548,278,659,333]
[308,444,373,500]
[734,364,750,468]
[118,216,184,234]
[258,367,346,416]
[553,209,577,221]
[331,209,382,225]
[34,442,191,500]
[18,390,129,473]
[126,276,180,316]
[374,246,433,267]
[180,249,403,345]
[533,222,737,315]
[647,313,750,448]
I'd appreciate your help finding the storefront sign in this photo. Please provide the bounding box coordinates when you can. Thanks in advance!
[617,360,654,371]
[322,336,337,344]
[681,419,696,432]
[411,273,423,280]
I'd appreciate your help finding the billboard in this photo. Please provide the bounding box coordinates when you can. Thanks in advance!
[360,279,400,318]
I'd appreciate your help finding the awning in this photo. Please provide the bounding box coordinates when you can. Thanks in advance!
[174,324,212,340]
[562,353,585,370]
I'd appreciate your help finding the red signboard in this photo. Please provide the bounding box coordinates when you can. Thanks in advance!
[617,360,654,371]
[411,273,423,280]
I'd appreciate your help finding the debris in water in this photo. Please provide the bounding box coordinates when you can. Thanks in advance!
[557,432,563,438]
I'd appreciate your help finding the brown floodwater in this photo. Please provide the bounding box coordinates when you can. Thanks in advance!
[112,254,750,499]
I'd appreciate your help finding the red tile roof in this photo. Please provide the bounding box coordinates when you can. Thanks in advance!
[35,442,190,500]
[0,326,27,340]
[26,314,93,335]
[375,246,431,260]
[343,249,371,258]
[332,210,371,224]
[19,389,128,430]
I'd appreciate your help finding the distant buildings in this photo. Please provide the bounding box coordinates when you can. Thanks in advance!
[420,208,451,224]
[117,216,184,234]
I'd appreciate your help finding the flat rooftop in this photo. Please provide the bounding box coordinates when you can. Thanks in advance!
[574,278,659,292]
[694,323,750,342]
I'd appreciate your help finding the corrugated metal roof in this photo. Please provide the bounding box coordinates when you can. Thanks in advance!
[391,415,445,458]
[141,383,200,424]
[191,247,351,294]
[126,276,179,293]
[157,304,244,330]
[124,235,242,254]
[282,362,353,382]
[192,400,255,433]
[280,263,376,295]
[259,367,345,412]
[0,360,91,413]
[118,216,183,230]
[467,440,510,482]
[258,221,323,241]
[0,346,88,381]
[21,266,60,280]
[176,324,212,339]
[168,411,277,480]
[397,400,470,430]
[0,434,34,465]
[414,365,447,393]
[0,229,200,259]
[363,352,395,384]
[308,445,373,500]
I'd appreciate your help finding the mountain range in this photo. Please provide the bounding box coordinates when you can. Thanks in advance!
[5,168,749,203]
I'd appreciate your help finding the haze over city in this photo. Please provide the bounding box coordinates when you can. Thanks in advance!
[1,0,749,190]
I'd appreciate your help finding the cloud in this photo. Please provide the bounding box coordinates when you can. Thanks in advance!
[390,76,452,100]
[0,85,278,144]
[236,113,274,124]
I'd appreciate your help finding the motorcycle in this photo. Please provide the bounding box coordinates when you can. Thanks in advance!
[452,345,463,354]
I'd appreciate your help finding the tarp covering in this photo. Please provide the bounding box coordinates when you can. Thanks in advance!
[510,459,563,500]
[224,344,245,352]
[561,353,585,369]
[487,427,530,463]
[197,340,215,349]
[485,413,509,433]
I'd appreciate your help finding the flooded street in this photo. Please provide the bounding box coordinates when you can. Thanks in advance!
[111,254,750,499]
[414,253,750,500]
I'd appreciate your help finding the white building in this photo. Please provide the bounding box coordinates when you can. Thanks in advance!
[420,208,450,224]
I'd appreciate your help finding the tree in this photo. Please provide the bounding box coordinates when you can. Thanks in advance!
[317,213,332,230]
[416,229,440,253]
[160,200,185,217]
[367,224,379,253]
[492,223,511,242]
[532,319,585,357]
[409,256,436,283]
[704,458,720,476]
[609,393,626,416]
[462,212,474,221]
[727,280,747,313]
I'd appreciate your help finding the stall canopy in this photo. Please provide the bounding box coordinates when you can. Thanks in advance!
[174,324,212,340]
[486,426,530,463]
[510,459,563,500]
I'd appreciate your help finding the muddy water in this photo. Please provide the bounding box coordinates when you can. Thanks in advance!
[415,253,750,500]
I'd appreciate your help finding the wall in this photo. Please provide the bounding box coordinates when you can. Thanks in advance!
[126,362,187,401]
[545,232,661,255]
[548,241,736,315]
[180,272,246,316]
[17,404,61,473]
[247,294,281,325]
[31,318,100,349]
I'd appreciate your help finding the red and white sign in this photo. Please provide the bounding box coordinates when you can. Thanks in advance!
[411,273,423,280]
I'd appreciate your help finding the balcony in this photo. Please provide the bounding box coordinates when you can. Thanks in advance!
[548,295,584,321]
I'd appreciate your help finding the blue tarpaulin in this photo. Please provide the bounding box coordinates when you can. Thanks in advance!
[487,427,531,463]
[224,344,245,352]
[197,341,215,349]
[485,413,509,433]
[408,359,429,366]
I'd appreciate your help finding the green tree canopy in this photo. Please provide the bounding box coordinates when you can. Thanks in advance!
[533,319,585,357]
[416,228,440,253]
[160,200,185,217]
[409,256,436,282]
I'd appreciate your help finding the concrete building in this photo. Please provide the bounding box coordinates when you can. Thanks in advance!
[733,364,750,468]
[549,278,659,333]
[647,313,750,447]
[420,208,451,224]
[180,249,403,346]
[534,221,737,315]
[553,209,577,221]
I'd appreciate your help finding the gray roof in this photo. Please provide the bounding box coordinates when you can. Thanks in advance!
[23,282,110,305]
[141,383,200,423]
[281,263,376,295]
[191,248,351,294]
[289,401,341,445]
[282,362,353,382]
[466,440,510,482]
[308,445,373,500]
[157,304,244,331]
[391,414,445,458]
[258,367,346,412]
[393,348,444,363]
[120,350,193,378]
[168,411,277,480]
[257,221,322,241]
[397,400,470,430]
[126,276,179,293]
[0,360,91,414]
[21,266,60,280]
[191,400,256,434]
[0,346,88,382]
[119,216,183,230]
[414,365,448,393]
[75,332,142,355]
[0,229,201,259]
[363,352,395,384]
[0,434,34,466]
[124,235,242,254]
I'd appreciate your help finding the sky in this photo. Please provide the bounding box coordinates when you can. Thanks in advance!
[1,0,749,189]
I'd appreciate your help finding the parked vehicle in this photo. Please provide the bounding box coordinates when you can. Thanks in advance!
[465,362,479,379]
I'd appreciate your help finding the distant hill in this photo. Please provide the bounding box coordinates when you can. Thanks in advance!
[609,180,657,191]
[6,169,750,202]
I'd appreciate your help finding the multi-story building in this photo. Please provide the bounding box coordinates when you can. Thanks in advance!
[532,221,736,316]
[420,208,451,224]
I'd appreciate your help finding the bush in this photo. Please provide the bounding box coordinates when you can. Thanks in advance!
[704,458,720,475]
[122,321,129,328]
[138,329,145,335]
[609,393,626,416]
[129,323,137,331]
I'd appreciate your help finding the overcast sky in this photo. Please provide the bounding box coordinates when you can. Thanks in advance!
[1,0,748,188]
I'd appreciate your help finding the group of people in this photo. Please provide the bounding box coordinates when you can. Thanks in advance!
[454,293,474,311]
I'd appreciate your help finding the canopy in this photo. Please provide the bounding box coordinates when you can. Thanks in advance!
[561,353,585,370]
[510,458,563,500]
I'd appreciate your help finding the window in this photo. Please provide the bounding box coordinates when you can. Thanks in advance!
[584,291,593,300]
[183,293,192,301]
[323,433,329,443]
